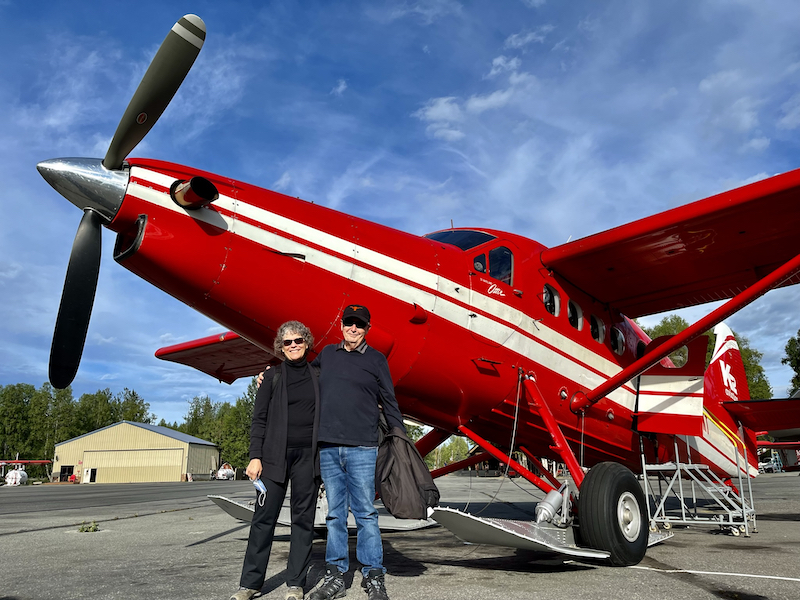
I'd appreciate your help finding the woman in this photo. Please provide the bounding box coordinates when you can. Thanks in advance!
[230,321,320,600]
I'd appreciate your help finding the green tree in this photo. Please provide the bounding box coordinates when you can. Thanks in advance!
[405,423,424,442]
[641,315,690,366]
[116,388,153,423]
[782,329,800,397]
[441,436,470,465]
[180,394,220,439]
[217,398,252,468]
[50,385,77,444]
[736,334,772,400]
[177,379,260,468]
[641,316,771,399]
[0,384,36,459]
[75,389,116,433]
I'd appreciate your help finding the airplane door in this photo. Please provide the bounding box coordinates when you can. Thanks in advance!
[466,242,525,347]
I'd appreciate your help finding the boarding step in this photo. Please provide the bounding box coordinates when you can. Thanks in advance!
[641,438,756,535]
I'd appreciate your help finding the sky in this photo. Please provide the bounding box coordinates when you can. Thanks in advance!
[2,0,800,425]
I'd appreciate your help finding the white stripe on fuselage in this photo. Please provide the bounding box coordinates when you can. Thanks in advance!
[129,168,631,405]
[127,168,747,472]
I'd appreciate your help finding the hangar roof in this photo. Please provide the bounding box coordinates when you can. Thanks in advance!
[55,420,216,447]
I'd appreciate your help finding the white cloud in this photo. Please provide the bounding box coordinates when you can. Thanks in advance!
[384,0,464,24]
[274,172,292,190]
[487,55,521,78]
[413,97,464,123]
[741,137,770,152]
[326,153,385,209]
[778,93,800,129]
[331,79,348,96]
[429,125,465,141]
[699,70,743,94]
[504,25,555,49]
[465,88,514,114]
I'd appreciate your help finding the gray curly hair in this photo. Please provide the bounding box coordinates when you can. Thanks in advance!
[273,320,314,359]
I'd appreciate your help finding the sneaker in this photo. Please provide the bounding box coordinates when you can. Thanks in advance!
[230,588,259,600]
[285,586,304,600]
[360,570,388,600]
[308,564,346,600]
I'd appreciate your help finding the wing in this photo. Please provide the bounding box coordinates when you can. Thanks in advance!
[540,168,800,318]
[155,331,276,383]
[723,398,800,439]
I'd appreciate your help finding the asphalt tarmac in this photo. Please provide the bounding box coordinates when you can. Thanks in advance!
[1,472,798,600]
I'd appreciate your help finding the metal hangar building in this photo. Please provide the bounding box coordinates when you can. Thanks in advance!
[52,421,219,483]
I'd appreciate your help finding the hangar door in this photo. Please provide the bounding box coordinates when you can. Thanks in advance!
[82,448,184,483]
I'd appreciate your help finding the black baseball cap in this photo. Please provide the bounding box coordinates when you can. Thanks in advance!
[342,304,370,326]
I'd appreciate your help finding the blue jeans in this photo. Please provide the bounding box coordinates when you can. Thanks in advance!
[319,445,383,577]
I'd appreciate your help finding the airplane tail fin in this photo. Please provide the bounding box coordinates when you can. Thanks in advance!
[704,323,759,475]
[704,323,751,408]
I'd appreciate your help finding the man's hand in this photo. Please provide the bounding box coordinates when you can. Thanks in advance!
[255,365,271,388]
[246,458,263,480]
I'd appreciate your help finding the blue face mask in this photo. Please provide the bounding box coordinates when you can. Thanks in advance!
[253,478,267,506]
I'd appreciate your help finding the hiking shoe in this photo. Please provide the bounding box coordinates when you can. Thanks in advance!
[361,569,388,600]
[285,586,304,600]
[230,588,259,600]
[308,564,346,600]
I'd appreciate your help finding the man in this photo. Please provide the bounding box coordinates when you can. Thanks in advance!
[308,304,405,600]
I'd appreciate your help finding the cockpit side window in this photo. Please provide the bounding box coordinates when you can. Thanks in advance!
[488,246,513,286]
[473,254,486,273]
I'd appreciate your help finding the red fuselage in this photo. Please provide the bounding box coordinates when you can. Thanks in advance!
[110,158,756,478]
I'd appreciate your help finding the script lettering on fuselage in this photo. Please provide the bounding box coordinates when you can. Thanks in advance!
[487,283,506,297]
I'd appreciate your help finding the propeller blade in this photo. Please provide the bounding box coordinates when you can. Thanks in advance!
[49,209,103,389]
[103,14,206,170]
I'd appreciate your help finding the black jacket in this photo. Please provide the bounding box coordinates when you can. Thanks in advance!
[376,426,440,520]
[249,362,321,482]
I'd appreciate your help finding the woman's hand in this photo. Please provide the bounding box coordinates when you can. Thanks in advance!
[246,458,263,480]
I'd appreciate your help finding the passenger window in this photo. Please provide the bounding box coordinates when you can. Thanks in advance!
[473,254,486,273]
[567,301,583,330]
[543,284,560,316]
[590,315,605,343]
[489,246,513,285]
[610,327,625,356]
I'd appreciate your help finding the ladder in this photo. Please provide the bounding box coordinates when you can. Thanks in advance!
[641,436,757,536]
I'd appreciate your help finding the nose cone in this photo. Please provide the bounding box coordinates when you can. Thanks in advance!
[37,158,129,222]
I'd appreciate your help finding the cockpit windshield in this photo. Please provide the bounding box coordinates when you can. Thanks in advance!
[424,229,496,251]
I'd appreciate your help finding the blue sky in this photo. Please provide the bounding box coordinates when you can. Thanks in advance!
[2,0,800,424]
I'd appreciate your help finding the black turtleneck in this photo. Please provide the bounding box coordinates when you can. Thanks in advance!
[284,357,315,447]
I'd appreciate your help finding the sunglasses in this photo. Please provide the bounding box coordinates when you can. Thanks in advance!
[282,337,305,347]
[342,318,366,328]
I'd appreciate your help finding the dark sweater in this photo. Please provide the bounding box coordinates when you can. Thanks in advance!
[313,341,405,447]
[284,358,315,447]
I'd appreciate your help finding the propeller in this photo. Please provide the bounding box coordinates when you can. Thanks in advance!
[48,14,206,388]
[50,210,102,389]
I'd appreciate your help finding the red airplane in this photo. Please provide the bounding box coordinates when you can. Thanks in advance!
[37,15,800,566]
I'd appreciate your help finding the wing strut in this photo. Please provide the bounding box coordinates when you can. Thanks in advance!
[458,425,557,494]
[571,250,800,414]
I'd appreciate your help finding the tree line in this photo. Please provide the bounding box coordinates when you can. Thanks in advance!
[0,384,154,478]
[4,320,799,479]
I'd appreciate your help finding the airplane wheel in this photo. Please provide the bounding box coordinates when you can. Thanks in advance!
[579,462,648,566]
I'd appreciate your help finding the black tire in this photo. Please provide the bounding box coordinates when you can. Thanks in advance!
[579,462,647,566]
